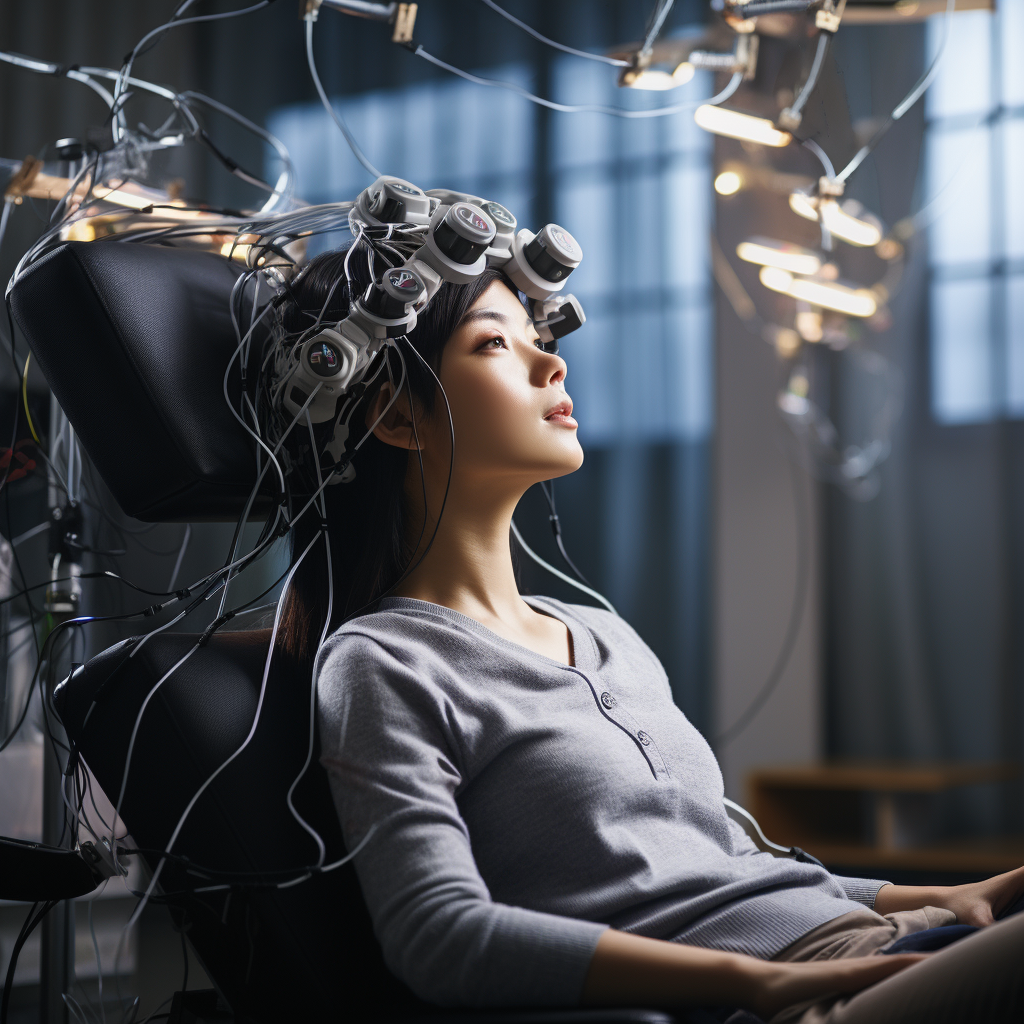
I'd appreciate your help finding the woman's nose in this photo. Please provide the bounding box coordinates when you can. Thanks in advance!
[533,350,567,387]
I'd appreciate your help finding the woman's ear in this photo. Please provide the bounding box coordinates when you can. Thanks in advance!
[365,383,425,450]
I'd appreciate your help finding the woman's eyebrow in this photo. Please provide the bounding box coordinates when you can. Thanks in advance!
[461,308,511,327]
[462,308,534,332]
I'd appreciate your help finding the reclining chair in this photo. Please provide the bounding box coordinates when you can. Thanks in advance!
[5,241,763,1024]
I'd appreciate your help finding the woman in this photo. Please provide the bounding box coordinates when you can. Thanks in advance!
[278,246,1024,1024]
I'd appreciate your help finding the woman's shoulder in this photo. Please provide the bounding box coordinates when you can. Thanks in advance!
[315,610,465,729]
[317,605,448,676]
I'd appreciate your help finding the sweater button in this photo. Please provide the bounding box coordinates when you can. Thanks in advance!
[600,692,617,709]
[637,730,651,746]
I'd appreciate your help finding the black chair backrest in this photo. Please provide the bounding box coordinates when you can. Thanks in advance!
[56,629,426,1023]
[9,241,274,522]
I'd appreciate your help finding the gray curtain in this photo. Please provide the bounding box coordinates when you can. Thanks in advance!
[824,20,1024,839]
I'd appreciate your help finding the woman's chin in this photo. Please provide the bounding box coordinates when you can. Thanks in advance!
[540,439,585,478]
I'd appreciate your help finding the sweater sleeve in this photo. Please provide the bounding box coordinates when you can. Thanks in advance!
[832,875,892,909]
[315,633,607,1009]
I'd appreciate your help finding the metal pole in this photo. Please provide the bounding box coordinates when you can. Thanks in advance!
[39,398,80,1024]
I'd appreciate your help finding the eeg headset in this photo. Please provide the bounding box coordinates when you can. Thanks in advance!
[278,176,586,483]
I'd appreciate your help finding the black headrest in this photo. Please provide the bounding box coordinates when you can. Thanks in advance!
[9,242,275,522]
[56,630,425,1022]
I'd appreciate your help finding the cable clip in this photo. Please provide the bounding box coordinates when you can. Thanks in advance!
[198,610,235,646]
[80,838,129,881]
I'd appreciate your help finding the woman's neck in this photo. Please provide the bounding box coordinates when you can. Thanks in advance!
[391,475,528,623]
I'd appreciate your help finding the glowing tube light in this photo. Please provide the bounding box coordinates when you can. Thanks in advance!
[737,237,821,276]
[626,62,695,90]
[788,194,883,247]
[694,105,791,147]
[759,266,877,318]
[91,184,164,210]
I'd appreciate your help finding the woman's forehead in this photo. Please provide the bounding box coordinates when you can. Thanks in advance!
[460,281,534,334]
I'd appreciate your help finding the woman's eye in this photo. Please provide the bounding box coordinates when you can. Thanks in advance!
[482,337,507,350]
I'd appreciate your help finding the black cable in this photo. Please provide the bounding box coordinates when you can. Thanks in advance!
[538,480,590,585]
[179,923,189,995]
[1,901,57,1024]
[714,444,810,748]
[0,570,191,609]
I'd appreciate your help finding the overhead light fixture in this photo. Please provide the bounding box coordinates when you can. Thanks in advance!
[788,193,884,247]
[795,309,823,342]
[91,184,161,211]
[714,170,743,195]
[624,61,695,90]
[693,105,792,147]
[736,237,821,276]
[759,266,878,318]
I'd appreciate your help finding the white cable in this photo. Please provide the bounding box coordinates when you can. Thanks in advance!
[802,138,836,180]
[11,521,49,546]
[187,820,380,895]
[283,343,409,532]
[891,0,955,120]
[0,51,114,108]
[113,1,271,142]
[640,0,676,59]
[179,90,295,212]
[722,796,793,855]
[479,0,629,67]
[788,32,829,120]
[0,199,12,255]
[282,410,333,869]
[836,0,956,183]
[127,577,224,660]
[117,529,324,946]
[66,69,115,108]
[413,48,743,118]
[167,524,191,592]
[111,642,207,864]
[305,15,381,178]
[510,518,618,615]
[214,377,321,614]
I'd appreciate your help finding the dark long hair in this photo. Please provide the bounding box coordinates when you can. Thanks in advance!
[277,243,508,667]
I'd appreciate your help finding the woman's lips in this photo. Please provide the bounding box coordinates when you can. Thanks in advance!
[543,398,577,428]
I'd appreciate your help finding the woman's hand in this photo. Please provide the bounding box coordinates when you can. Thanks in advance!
[743,954,927,1020]
[934,865,1024,927]
[874,865,1024,927]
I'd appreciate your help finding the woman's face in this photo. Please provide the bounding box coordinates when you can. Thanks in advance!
[429,279,584,488]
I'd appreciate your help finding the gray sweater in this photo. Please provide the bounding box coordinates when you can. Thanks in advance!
[315,596,888,1008]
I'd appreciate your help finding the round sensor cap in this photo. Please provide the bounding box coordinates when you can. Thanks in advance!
[538,224,582,266]
[449,202,496,243]
[382,267,425,303]
[307,340,343,378]
[482,201,516,232]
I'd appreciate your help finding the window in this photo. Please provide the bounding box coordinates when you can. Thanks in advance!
[266,54,716,445]
[927,3,1024,423]
[266,65,535,256]
[549,56,714,444]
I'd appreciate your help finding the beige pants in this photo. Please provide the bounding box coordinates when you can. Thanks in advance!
[768,907,1024,1024]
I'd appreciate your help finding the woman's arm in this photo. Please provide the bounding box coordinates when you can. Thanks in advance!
[873,865,1024,925]
[582,929,925,1019]
[317,635,607,1008]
